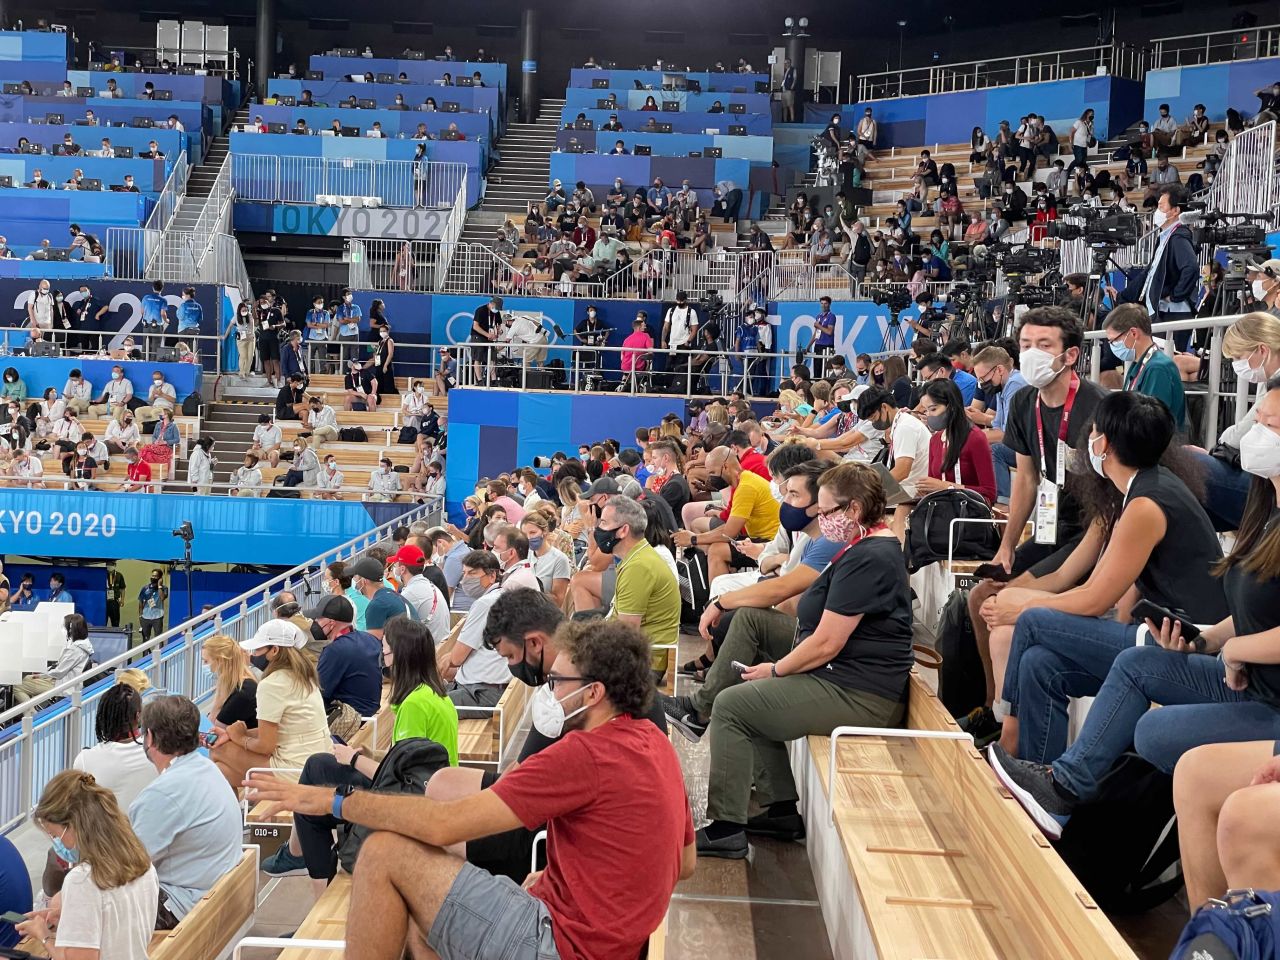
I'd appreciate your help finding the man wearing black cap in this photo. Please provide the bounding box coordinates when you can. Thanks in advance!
[308,594,383,717]
[347,555,416,641]
[661,292,700,393]
[470,296,502,385]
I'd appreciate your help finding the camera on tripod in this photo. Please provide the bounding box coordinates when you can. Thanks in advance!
[1046,208,1140,247]
[993,243,1058,277]
[1182,209,1268,250]
[865,285,913,314]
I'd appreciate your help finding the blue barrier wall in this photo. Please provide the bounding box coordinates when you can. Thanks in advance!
[0,279,223,346]
[568,69,769,92]
[564,89,770,113]
[0,157,168,192]
[0,124,185,161]
[1144,58,1280,124]
[0,260,106,279]
[555,130,773,163]
[560,109,771,135]
[0,488,383,564]
[1,357,200,402]
[0,30,69,63]
[0,187,153,245]
[5,563,106,625]
[268,79,500,124]
[308,57,506,99]
[809,76,1144,145]
[0,96,210,141]
[247,107,490,142]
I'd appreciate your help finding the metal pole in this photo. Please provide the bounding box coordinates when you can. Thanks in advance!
[519,8,539,125]
[254,0,274,96]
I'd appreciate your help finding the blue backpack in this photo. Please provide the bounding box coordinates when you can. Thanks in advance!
[1172,890,1280,960]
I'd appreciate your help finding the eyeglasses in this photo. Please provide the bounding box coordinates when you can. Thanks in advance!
[1105,331,1129,347]
[546,673,595,693]
[816,502,850,518]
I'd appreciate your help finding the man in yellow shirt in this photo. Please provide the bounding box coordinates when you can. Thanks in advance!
[673,446,780,580]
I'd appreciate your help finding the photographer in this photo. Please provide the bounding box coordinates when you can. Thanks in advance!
[1113,183,1199,351]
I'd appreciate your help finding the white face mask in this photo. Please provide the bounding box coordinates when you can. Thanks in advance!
[1020,347,1066,389]
[1233,348,1270,384]
[414,385,425,394]
[531,683,591,738]
[1253,279,1271,301]
[1152,209,1168,229]
[1239,422,1280,478]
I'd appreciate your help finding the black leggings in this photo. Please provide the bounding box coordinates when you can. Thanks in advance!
[294,753,372,881]
[1067,145,1089,175]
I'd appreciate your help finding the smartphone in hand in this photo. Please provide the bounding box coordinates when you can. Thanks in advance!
[973,562,1014,582]
[731,660,750,674]
[198,730,219,748]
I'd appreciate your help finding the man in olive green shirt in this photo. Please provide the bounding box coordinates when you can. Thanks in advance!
[596,496,680,668]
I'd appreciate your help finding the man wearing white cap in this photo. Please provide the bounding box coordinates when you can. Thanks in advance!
[1247,258,1280,319]
[210,619,333,786]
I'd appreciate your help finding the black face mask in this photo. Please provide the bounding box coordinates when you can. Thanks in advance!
[705,475,729,492]
[250,654,269,671]
[593,524,623,555]
[509,643,546,686]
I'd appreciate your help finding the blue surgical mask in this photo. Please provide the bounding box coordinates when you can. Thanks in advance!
[1088,435,1107,478]
[51,827,78,865]
[1109,335,1136,364]
[528,535,545,552]
[778,502,814,533]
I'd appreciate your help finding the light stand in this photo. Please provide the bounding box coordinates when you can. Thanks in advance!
[172,520,195,623]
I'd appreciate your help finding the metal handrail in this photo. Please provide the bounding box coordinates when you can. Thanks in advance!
[1152,25,1280,69]
[143,153,190,233]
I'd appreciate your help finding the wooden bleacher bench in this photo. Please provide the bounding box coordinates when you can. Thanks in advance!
[797,671,1137,960]
[275,872,352,960]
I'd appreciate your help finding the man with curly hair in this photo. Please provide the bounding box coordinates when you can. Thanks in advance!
[246,617,694,960]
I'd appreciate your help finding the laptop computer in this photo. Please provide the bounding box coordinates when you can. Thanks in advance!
[687,151,702,158]
[634,144,652,156]
[116,145,133,157]
[574,119,593,130]
[443,102,460,112]
[340,125,360,137]
[596,98,614,110]
[81,178,102,190]
[358,98,376,109]
[279,95,297,106]
[592,78,609,89]
[155,90,172,100]
[729,102,746,114]
[871,462,912,507]
[268,122,287,134]
[1,82,21,94]
[406,50,426,60]
[134,116,154,127]
[657,122,672,133]
[705,147,722,158]
[728,124,746,136]
[457,77,473,87]
[45,249,69,261]
[0,176,13,188]
[376,72,394,83]
[305,70,324,80]
[661,101,679,112]
[564,142,584,153]
[77,86,93,97]
[46,112,63,125]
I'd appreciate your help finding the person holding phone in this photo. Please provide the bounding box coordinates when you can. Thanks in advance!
[982,390,1229,767]
[989,374,1280,839]
[0,833,32,948]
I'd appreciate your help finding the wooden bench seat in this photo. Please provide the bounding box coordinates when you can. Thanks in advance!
[275,872,352,960]
[798,672,1136,960]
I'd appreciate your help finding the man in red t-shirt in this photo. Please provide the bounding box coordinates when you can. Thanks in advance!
[247,619,694,960]
[121,448,152,492]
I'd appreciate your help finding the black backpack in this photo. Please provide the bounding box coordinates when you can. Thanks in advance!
[904,488,998,573]
[397,425,418,445]
[336,738,452,873]
[338,426,368,442]
[934,587,985,719]
[675,546,710,630]
[181,391,201,417]
[1053,753,1183,913]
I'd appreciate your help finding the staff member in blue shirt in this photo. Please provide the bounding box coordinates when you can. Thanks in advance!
[176,286,202,354]
[140,280,171,360]
[810,296,837,379]
[919,352,979,405]
[335,288,362,367]
[1103,303,1188,433]
[47,572,74,608]
[306,294,332,374]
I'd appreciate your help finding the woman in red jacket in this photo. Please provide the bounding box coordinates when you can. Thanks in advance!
[916,379,996,503]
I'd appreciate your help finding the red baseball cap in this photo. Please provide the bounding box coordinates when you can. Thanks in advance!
[389,544,426,566]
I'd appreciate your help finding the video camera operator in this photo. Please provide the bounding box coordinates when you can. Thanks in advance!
[1110,183,1199,351]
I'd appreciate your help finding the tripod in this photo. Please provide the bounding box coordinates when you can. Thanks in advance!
[880,310,910,352]
[1079,245,1123,333]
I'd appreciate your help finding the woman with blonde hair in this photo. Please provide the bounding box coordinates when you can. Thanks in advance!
[209,621,331,787]
[1197,310,1280,530]
[201,633,258,728]
[17,770,158,958]
[113,668,151,693]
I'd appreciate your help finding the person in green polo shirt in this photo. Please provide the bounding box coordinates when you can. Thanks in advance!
[1103,304,1187,433]
[597,495,680,677]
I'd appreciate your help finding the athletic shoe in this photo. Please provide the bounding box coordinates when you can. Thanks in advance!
[745,811,806,841]
[987,744,1075,840]
[958,706,1002,748]
[696,827,749,860]
[660,694,707,743]
[261,844,309,877]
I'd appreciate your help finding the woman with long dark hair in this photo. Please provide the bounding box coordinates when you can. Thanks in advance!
[915,379,995,503]
[263,617,458,892]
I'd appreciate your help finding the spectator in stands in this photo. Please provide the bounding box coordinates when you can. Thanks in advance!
[104,409,140,456]
[439,550,515,711]
[969,344,1029,504]
[856,384,931,505]
[16,769,158,956]
[248,413,282,467]
[1142,155,1181,208]
[699,463,911,857]
[136,409,178,478]
[181,434,213,495]
[59,369,91,416]
[1150,102,1178,153]
[230,452,262,497]
[114,446,149,493]
[304,394,337,446]
[14,613,93,704]
[130,695,242,930]
[919,352,978,405]
[1118,184,1198,350]
[674,444,779,581]
[137,371,176,424]
[87,366,132,423]
[388,544,450,641]
[1103,303,1187,431]
[492,524,540,592]
[518,512,569,605]
[71,684,156,817]
[365,456,402,502]
[304,595,382,717]
[915,379,996,503]
[202,633,258,729]
[250,616,690,960]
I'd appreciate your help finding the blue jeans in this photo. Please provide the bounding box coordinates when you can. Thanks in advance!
[1053,645,1280,800]
[1189,448,1251,532]
[1001,608,1139,764]
[992,441,1017,502]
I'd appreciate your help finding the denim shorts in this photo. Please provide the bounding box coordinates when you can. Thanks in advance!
[427,862,561,960]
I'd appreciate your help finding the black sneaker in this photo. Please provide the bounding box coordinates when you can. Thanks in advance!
[696,827,749,860]
[987,744,1075,840]
[659,694,707,743]
[958,706,1001,748]
[745,811,806,841]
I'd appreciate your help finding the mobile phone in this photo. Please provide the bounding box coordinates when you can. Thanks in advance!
[1132,599,1202,644]
[0,911,28,924]
[198,730,219,748]
[973,562,1014,583]
[731,660,750,674]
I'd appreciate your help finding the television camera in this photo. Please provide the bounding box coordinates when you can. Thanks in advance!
[1046,206,1141,247]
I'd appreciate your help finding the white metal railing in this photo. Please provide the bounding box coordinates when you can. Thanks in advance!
[188,154,234,260]
[1152,25,1280,69]
[196,231,254,298]
[856,43,1149,102]
[1084,313,1254,448]
[143,154,190,234]
[346,238,447,293]
[0,498,442,834]
[232,155,467,212]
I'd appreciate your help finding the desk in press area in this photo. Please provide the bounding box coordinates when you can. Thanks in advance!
[0,156,169,192]
[0,96,210,145]
[250,104,491,143]
[560,109,772,136]
[0,355,201,400]
[0,123,186,161]
[563,89,771,114]
[556,129,773,163]
[66,70,241,125]
[308,57,506,96]
[0,187,153,246]
[267,79,501,129]
[568,69,770,92]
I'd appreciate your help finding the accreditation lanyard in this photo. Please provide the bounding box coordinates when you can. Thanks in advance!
[1035,374,1079,487]
[1124,344,1159,393]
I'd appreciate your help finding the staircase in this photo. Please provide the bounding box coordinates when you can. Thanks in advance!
[168,107,241,240]
[200,398,270,487]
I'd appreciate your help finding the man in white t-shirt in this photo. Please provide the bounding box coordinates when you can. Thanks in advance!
[660,291,700,390]
[439,551,513,715]
[250,414,283,466]
[72,684,158,811]
[27,279,54,331]
[389,545,451,646]
[857,386,930,499]
[9,449,44,488]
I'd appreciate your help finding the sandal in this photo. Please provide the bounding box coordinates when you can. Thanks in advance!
[678,654,713,678]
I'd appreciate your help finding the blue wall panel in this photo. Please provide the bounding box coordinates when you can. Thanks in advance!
[1143,59,1280,124]
[516,394,573,468]
[924,90,985,145]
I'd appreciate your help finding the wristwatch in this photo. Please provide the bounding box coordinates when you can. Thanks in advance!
[713,599,726,613]
[347,749,362,770]
[332,784,356,820]
[691,535,698,547]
